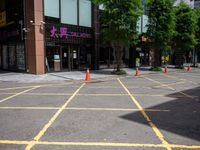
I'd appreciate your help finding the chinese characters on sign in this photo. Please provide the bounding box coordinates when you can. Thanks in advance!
[50,26,92,39]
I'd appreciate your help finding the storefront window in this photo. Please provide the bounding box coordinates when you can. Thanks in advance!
[44,0,59,18]
[61,0,78,25]
[79,0,92,27]
[16,44,25,70]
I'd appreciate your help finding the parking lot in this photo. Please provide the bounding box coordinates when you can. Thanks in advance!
[0,69,199,150]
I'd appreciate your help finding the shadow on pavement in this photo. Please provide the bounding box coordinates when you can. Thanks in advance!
[120,86,200,142]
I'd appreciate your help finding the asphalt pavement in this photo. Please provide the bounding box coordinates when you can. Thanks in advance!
[0,68,200,150]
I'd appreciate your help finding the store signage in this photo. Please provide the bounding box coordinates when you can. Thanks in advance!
[50,26,92,39]
[0,11,6,27]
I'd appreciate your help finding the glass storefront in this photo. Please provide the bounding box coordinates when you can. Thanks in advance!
[0,44,25,71]
[46,44,92,72]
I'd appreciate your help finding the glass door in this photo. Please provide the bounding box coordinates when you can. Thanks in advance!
[70,46,78,70]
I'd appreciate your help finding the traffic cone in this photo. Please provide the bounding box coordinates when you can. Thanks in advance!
[164,66,168,75]
[135,67,139,76]
[85,68,90,81]
[187,65,191,72]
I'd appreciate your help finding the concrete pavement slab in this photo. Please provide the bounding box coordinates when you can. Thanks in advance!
[32,145,165,150]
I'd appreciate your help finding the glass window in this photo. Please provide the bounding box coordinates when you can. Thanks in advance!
[61,0,78,25]
[44,0,59,18]
[79,0,91,27]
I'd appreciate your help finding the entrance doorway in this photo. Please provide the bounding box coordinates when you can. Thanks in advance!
[61,45,79,71]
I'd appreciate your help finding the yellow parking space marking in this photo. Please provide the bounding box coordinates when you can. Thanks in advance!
[37,141,164,148]
[0,83,73,91]
[161,73,198,85]
[153,81,185,88]
[0,106,171,112]
[0,140,30,145]
[144,77,175,91]
[0,140,200,149]
[0,86,40,103]
[118,78,172,150]
[144,76,197,100]
[77,94,128,96]
[24,93,72,96]
[170,144,200,149]
[25,83,85,150]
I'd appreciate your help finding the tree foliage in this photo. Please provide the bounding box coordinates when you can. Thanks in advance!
[174,2,198,50]
[147,0,176,47]
[92,0,143,71]
[195,7,200,50]
[147,0,175,66]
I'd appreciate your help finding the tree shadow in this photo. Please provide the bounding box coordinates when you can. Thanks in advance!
[120,86,200,142]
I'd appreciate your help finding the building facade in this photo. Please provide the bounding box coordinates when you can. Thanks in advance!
[0,0,100,74]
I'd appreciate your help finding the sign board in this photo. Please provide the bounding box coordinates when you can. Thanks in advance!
[0,11,6,27]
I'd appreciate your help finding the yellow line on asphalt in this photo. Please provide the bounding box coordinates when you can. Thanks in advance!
[77,94,128,96]
[0,106,170,112]
[144,76,196,100]
[25,83,85,150]
[153,81,185,88]
[170,144,200,149]
[118,78,172,150]
[36,141,164,148]
[1,140,200,149]
[0,140,30,145]
[67,107,170,112]
[0,83,73,91]
[144,77,175,91]
[0,86,40,103]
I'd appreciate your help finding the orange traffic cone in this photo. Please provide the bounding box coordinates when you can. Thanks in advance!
[135,67,139,76]
[85,68,90,81]
[164,66,168,75]
[187,65,191,72]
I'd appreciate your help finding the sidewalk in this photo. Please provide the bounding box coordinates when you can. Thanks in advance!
[0,68,152,83]
[0,67,198,83]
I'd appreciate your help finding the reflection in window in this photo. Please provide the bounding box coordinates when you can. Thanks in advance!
[44,0,59,18]
[79,0,91,27]
[61,0,78,25]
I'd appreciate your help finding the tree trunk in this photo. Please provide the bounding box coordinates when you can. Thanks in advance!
[112,44,123,71]
[153,48,161,67]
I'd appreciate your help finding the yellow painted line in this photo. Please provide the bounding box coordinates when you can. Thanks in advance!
[144,76,196,100]
[67,107,171,112]
[77,94,128,96]
[37,141,164,148]
[170,144,200,149]
[0,86,37,91]
[0,82,73,91]
[118,78,172,150]
[25,83,85,150]
[162,73,198,85]
[0,107,59,110]
[0,140,200,149]
[144,77,175,91]
[0,86,40,103]
[24,93,72,96]
[0,107,170,112]
[153,81,185,88]
[0,140,30,145]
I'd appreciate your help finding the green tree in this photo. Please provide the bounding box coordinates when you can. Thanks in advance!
[174,2,198,66]
[92,0,143,71]
[147,0,176,67]
[195,7,200,66]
